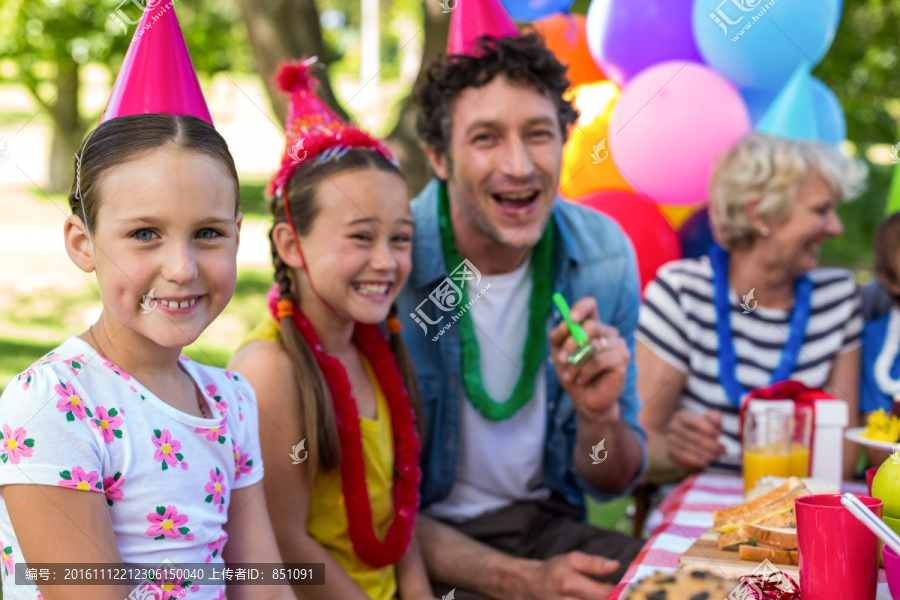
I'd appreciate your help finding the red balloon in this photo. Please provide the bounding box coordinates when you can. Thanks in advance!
[575,190,682,294]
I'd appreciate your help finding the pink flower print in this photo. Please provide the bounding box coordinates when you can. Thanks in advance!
[63,354,86,374]
[103,471,124,506]
[17,368,36,390]
[58,466,102,492]
[145,505,192,540]
[152,429,185,471]
[205,533,228,563]
[212,589,225,599]
[1,542,12,580]
[54,381,92,422]
[101,357,131,380]
[0,425,34,464]
[90,406,123,444]
[232,442,253,481]
[34,352,59,367]
[194,419,227,444]
[204,384,228,414]
[204,467,227,513]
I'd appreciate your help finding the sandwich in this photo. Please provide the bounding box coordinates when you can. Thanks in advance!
[714,479,811,551]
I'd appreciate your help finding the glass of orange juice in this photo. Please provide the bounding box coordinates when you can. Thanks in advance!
[790,407,812,478]
[743,400,794,493]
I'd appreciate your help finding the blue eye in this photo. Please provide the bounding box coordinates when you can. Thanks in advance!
[197,228,223,239]
[130,229,156,242]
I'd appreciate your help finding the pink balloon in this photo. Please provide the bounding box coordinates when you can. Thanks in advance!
[608,61,751,207]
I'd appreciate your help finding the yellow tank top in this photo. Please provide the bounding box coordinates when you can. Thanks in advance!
[241,318,397,600]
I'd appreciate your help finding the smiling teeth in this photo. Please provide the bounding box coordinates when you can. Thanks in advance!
[354,283,389,296]
[497,191,535,200]
[159,298,197,309]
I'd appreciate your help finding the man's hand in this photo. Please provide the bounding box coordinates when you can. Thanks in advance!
[520,552,618,600]
[549,297,628,421]
[665,409,725,472]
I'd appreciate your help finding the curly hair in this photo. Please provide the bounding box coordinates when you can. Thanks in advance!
[413,32,578,158]
[709,134,863,251]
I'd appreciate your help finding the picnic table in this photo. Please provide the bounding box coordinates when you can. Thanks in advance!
[606,472,889,599]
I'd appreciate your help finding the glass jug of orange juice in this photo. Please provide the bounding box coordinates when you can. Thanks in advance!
[743,400,794,493]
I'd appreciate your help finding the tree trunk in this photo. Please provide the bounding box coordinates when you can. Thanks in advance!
[46,59,84,194]
[385,0,448,196]
[237,0,348,126]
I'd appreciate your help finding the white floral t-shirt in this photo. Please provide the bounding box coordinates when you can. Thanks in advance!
[0,336,264,599]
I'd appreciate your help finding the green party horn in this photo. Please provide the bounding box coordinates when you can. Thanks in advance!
[552,293,595,368]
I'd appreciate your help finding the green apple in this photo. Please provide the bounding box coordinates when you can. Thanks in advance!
[872,458,900,518]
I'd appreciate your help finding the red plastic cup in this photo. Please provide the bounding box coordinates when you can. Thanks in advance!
[796,494,883,600]
[867,467,879,496]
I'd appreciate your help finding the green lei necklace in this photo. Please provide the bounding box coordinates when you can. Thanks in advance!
[437,182,555,421]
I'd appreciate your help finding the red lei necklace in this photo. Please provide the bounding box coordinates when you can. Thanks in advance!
[267,287,421,568]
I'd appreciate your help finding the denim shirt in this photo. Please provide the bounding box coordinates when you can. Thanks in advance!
[397,179,648,513]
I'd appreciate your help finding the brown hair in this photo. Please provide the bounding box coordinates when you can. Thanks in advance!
[69,114,239,232]
[413,32,578,159]
[874,212,900,286]
[270,149,424,478]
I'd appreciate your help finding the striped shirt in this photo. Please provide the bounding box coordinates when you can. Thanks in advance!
[638,257,862,472]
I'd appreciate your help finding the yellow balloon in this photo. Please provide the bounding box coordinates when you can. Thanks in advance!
[559,81,631,200]
[658,203,703,230]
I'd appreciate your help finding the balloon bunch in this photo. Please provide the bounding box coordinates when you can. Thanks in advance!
[498,0,846,287]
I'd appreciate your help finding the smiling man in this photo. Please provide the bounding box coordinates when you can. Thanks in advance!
[395,33,646,600]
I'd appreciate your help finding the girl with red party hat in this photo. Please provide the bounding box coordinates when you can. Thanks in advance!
[228,58,434,600]
[0,6,295,600]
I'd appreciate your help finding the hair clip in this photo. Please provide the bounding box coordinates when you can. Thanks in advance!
[74,151,83,201]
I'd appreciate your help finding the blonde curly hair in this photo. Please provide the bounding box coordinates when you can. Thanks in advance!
[709,134,861,251]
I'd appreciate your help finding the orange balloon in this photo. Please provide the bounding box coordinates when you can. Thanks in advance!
[532,14,606,87]
[658,203,703,230]
[559,81,631,200]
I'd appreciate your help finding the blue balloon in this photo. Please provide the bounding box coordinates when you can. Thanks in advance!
[740,87,778,126]
[810,77,846,147]
[693,0,840,89]
[679,207,714,259]
[500,0,573,22]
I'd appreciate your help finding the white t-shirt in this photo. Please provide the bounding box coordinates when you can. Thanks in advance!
[427,259,550,522]
[0,336,264,599]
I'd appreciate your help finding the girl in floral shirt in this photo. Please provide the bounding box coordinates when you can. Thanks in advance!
[0,112,294,600]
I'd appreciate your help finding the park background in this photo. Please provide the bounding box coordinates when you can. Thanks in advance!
[0,0,898,535]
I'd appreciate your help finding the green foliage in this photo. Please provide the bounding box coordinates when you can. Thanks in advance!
[0,0,251,108]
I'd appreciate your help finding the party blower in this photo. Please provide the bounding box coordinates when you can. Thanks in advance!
[552,293,595,368]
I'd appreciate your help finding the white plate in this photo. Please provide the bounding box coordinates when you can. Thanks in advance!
[844,427,900,452]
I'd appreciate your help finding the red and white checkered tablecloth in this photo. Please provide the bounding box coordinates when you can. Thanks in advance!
[605,473,885,600]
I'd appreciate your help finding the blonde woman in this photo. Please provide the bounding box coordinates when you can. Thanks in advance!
[638,134,863,484]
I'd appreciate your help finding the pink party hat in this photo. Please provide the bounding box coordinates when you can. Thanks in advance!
[102,2,212,124]
[447,0,519,56]
[269,58,397,197]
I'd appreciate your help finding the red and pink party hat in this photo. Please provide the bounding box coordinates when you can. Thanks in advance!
[102,2,212,124]
[269,57,397,197]
[447,0,519,56]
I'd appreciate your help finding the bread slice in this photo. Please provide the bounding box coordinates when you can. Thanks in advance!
[738,544,799,565]
[740,523,797,550]
[716,488,808,534]
[717,504,798,550]
[713,477,804,529]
